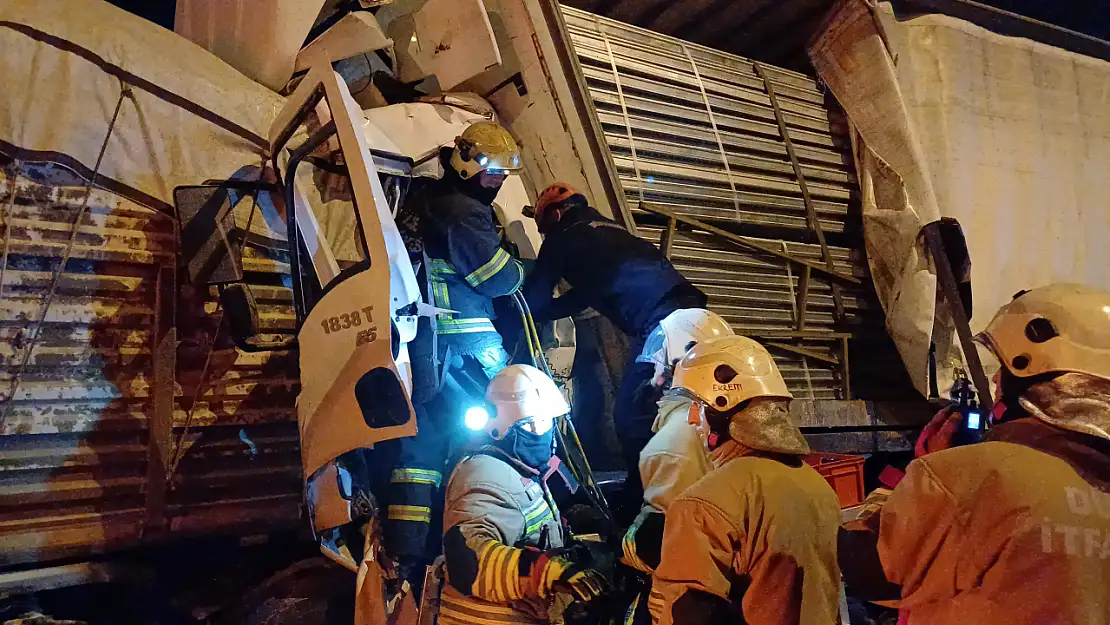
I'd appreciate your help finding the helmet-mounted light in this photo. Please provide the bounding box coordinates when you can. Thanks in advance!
[464,406,490,431]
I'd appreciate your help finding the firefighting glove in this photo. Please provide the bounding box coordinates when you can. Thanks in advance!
[529,553,610,603]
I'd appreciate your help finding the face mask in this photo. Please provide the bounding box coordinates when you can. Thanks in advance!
[496,425,555,471]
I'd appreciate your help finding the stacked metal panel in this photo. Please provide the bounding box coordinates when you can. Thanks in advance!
[561,5,908,400]
[0,163,301,566]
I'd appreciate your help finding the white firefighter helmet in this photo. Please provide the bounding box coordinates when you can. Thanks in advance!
[672,335,793,411]
[975,283,1110,381]
[639,309,735,380]
[449,121,523,180]
[671,336,807,455]
[470,364,569,440]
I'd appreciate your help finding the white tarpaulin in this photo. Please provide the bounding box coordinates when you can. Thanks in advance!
[810,0,1110,394]
[0,0,283,214]
[175,0,327,92]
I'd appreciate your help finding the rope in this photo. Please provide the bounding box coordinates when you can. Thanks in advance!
[0,82,132,430]
[166,302,224,482]
[682,44,741,220]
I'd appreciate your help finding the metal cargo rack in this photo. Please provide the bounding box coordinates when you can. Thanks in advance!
[560,5,914,402]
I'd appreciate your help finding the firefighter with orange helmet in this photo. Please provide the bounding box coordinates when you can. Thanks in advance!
[522,183,708,518]
[839,284,1110,625]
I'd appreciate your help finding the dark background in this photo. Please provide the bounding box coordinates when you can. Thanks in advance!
[110,0,1110,41]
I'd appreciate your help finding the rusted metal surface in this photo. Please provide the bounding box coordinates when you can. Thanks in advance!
[0,162,301,568]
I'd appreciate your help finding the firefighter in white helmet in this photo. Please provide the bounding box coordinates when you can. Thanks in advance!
[840,284,1110,625]
[622,309,732,575]
[651,335,841,625]
[440,364,609,625]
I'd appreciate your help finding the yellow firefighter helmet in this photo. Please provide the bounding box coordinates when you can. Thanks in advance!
[975,283,1110,381]
[449,121,523,180]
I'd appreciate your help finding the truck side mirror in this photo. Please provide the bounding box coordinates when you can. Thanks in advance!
[175,183,295,353]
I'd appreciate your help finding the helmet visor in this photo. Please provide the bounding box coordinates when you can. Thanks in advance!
[474,151,522,175]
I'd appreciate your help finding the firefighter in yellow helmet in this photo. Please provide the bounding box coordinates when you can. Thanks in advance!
[440,364,609,625]
[840,283,1110,625]
[650,335,841,625]
[385,121,527,584]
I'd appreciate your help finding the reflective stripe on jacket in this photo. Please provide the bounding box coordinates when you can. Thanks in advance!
[441,452,565,625]
[652,453,842,625]
[623,397,712,574]
[857,419,1110,625]
[411,182,523,344]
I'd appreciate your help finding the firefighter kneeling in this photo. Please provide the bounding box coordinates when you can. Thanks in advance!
[440,364,609,625]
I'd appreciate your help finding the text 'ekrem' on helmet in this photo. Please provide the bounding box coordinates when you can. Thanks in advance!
[671,335,793,412]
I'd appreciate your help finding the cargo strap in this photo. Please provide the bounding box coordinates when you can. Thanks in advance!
[753,61,845,323]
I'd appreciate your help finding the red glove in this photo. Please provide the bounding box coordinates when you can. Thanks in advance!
[914,407,962,458]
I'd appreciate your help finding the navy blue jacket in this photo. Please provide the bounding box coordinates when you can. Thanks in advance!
[408,179,524,353]
[523,205,705,339]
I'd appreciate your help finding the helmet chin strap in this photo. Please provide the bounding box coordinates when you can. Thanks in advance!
[703,405,736,451]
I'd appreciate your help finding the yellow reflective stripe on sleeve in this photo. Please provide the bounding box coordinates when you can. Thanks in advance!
[473,540,525,603]
[436,318,497,334]
[438,592,539,625]
[429,259,457,275]
[391,468,443,487]
[474,541,498,599]
[465,248,511,287]
[387,505,431,523]
[621,516,652,573]
[647,587,665,622]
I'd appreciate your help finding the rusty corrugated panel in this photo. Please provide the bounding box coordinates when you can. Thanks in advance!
[0,162,303,568]
[0,162,167,565]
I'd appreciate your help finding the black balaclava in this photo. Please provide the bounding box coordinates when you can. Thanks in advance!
[443,149,502,206]
[494,425,555,472]
[994,368,1059,425]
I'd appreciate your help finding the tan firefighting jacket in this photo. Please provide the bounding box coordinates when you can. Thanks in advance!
[848,418,1110,625]
[441,449,566,625]
[652,447,842,625]
[623,397,712,573]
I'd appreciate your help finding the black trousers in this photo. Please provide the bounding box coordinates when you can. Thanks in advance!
[380,346,509,566]
[613,353,663,523]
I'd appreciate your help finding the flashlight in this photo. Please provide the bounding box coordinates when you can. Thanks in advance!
[478,155,489,167]
[464,406,490,431]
